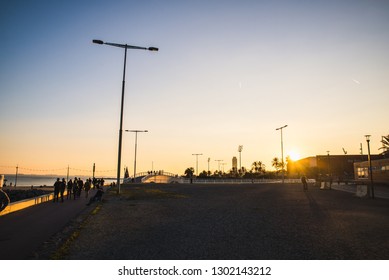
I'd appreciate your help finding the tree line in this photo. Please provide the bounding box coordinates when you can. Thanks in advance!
[184,157,287,179]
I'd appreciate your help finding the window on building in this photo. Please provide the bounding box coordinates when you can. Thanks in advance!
[357,167,369,179]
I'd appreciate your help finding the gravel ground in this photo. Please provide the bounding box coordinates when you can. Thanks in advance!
[51,183,389,260]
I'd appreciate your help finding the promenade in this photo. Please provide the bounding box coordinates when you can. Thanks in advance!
[58,183,389,259]
[0,190,98,259]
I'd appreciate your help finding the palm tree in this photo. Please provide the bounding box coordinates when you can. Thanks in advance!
[184,167,194,178]
[252,161,265,173]
[379,135,389,156]
[252,161,258,172]
[272,157,282,172]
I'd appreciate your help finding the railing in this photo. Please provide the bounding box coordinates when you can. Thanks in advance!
[189,178,313,184]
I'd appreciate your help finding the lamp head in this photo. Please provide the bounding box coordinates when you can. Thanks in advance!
[148,47,159,51]
[93,39,104,44]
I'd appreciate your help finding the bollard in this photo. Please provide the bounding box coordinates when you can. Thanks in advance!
[356,185,368,198]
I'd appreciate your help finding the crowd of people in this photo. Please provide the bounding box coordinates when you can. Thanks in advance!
[53,177,105,203]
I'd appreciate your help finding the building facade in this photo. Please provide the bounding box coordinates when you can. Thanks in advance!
[354,158,389,184]
[232,157,238,173]
[288,154,385,181]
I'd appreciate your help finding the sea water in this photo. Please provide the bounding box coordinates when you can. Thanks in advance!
[2,174,116,187]
[2,174,60,187]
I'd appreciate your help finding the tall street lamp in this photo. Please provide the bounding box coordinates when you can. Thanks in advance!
[365,135,375,199]
[215,159,223,174]
[126,130,148,180]
[192,153,203,176]
[93,39,158,194]
[238,145,243,172]
[276,125,288,184]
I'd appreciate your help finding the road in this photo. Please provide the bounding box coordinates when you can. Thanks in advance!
[0,191,96,260]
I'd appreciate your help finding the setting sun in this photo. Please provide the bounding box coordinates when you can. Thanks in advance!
[288,151,301,161]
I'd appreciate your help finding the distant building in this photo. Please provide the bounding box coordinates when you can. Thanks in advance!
[232,157,238,173]
[354,158,389,184]
[288,154,385,181]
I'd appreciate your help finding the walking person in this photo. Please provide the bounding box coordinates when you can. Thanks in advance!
[84,178,91,199]
[73,177,78,200]
[53,178,61,202]
[301,175,308,191]
[67,179,73,200]
[60,178,66,202]
[77,178,83,198]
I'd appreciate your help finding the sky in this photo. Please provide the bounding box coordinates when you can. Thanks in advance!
[1,0,388,177]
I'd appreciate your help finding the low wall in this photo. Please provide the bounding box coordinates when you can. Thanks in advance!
[0,191,66,217]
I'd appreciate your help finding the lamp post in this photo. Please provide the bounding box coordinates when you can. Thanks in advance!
[192,153,203,176]
[215,160,223,173]
[93,39,158,194]
[365,135,374,199]
[326,151,332,189]
[276,125,288,184]
[238,145,243,172]
[126,130,148,180]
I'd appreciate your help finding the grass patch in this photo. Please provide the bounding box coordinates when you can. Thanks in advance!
[120,187,188,200]
[50,203,103,260]
[50,230,81,260]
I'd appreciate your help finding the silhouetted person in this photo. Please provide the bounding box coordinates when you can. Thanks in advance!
[0,185,10,212]
[60,178,66,202]
[53,178,61,202]
[86,186,104,206]
[73,177,79,199]
[84,179,91,199]
[301,175,308,191]
[77,178,83,198]
[67,179,73,200]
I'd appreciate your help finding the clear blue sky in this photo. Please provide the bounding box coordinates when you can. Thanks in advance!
[1,0,388,176]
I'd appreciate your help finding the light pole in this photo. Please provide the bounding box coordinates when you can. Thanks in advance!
[192,153,203,176]
[365,135,374,199]
[93,39,158,194]
[215,160,223,173]
[221,163,227,173]
[326,151,332,189]
[276,125,288,183]
[238,145,243,172]
[126,130,148,180]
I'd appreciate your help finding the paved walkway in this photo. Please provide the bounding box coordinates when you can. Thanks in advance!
[0,190,98,259]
